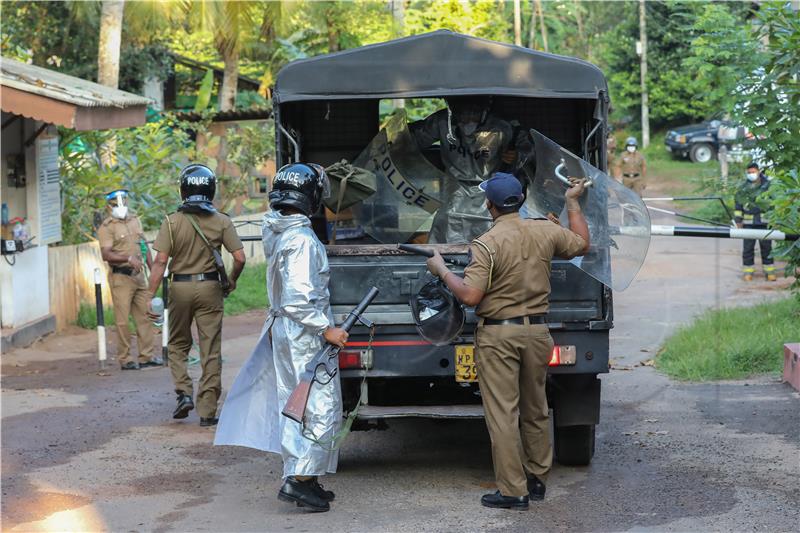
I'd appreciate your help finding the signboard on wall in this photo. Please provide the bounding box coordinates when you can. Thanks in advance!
[36,137,62,245]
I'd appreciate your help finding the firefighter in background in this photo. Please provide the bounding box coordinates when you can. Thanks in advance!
[614,137,647,196]
[735,162,776,281]
[97,190,161,371]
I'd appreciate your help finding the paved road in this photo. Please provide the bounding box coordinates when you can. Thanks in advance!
[3,227,798,532]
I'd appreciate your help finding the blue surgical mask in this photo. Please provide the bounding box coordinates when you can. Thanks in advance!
[746,172,759,182]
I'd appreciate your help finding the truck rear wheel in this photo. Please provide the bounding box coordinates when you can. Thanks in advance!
[554,424,595,466]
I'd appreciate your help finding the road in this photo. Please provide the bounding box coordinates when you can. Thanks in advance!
[3,221,798,532]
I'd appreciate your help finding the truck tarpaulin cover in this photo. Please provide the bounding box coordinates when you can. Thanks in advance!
[274,30,607,103]
[352,110,443,244]
[521,130,650,291]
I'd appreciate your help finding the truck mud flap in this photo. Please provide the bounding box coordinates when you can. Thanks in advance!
[549,374,601,427]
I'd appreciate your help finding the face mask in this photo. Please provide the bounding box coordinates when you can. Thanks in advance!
[111,205,128,219]
[461,122,479,136]
[626,146,636,153]
[746,172,759,182]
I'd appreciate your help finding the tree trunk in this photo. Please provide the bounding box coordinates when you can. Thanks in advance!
[639,0,650,148]
[513,0,522,46]
[97,0,124,88]
[528,0,537,48]
[391,0,405,37]
[219,46,239,112]
[535,0,548,53]
[326,9,339,53]
[574,1,586,58]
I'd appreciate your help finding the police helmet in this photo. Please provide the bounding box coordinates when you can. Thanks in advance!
[269,162,330,217]
[446,95,492,123]
[626,136,638,147]
[410,279,465,346]
[179,164,216,204]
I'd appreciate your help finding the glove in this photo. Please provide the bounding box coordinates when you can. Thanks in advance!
[426,251,449,279]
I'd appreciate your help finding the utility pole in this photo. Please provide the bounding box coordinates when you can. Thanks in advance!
[639,0,650,148]
[514,0,522,46]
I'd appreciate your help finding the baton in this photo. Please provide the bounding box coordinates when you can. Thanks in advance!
[397,244,469,267]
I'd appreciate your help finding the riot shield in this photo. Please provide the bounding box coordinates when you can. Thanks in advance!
[352,110,443,243]
[521,130,650,291]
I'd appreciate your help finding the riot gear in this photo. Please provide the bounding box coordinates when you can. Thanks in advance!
[179,164,217,213]
[445,95,493,144]
[269,163,331,217]
[410,279,465,346]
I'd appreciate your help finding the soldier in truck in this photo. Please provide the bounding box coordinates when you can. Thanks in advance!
[410,95,531,244]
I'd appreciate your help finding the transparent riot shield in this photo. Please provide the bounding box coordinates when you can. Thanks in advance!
[352,110,443,243]
[521,130,650,291]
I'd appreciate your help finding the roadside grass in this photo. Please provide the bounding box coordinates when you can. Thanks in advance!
[657,297,800,381]
[224,262,268,316]
[75,262,268,329]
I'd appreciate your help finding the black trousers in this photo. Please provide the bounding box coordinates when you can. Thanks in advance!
[742,237,773,266]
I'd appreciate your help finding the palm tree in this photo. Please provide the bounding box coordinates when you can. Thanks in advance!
[97,0,124,88]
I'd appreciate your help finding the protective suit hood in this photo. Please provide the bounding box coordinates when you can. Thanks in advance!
[262,210,311,255]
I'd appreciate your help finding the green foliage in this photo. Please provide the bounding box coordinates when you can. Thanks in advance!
[194,68,215,111]
[657,297,800,381]
[224,262,269,316]
[218,120,276,213]
[58,122,188,244]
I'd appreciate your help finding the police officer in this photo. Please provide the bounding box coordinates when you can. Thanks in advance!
[615,137,647,196]
[411,96,531,243]
[146,165,246,426]
[97,189,161,370]
[735,162,775,281]
[425,172,589,510]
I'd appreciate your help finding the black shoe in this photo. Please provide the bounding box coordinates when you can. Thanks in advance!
[199,417,218,427]
[120,361,140,370]
[139,358,163,368]
[480,491,529,510]
[311,477,335,502]
[173,393,194,419]
[277,477,330,512]
[527,475,546,501]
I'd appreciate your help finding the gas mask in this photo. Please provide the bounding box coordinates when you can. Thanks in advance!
[626,146,636,153]
[746,172,759,182]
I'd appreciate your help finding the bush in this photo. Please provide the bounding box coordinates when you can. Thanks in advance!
[224,262,269,316]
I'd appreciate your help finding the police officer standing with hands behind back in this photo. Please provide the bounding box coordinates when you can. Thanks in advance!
[146,164,246,426]
[425,172,590,510]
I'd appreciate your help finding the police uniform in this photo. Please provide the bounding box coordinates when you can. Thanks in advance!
[462,213,586,497]
[616,150,647,196]
[153,211,243,419]
[97,214,156,367]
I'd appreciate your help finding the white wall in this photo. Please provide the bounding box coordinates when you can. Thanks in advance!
[0,245,49,328]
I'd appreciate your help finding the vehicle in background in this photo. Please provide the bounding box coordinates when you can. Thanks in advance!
[665,120,756,164]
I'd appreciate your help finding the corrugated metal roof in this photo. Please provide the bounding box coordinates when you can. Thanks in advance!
[0,57,152,109]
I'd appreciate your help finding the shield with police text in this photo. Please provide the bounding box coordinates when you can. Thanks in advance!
[518,130,651,291]
[352,110,443,244]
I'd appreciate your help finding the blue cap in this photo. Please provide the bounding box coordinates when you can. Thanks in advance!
[479,172,523,208]
[104,189,129,201]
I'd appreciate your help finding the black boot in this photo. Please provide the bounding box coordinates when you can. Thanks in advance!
[278,477,330,512]
[312,477,335,502]
[173,393,194,419]
[480,491,529,510]
[527,474,546,501]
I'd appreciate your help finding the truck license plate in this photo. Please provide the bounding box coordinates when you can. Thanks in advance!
[455,345,478,382]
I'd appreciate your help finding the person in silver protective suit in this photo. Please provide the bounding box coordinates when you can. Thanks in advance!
[214,162,349,513]
[410,95,530,243]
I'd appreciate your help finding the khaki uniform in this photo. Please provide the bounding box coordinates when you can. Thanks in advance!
[153,211,243,418]
[97,215,155,366]
[615,150,647,196]
[463,213,586,497]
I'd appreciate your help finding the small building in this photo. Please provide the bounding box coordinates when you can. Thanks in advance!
[1,58,150,349]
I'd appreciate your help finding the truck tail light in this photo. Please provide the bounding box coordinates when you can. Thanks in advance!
[339,349,373,369]
[549,345,577,366]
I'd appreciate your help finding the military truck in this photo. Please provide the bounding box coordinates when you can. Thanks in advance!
[271,31,614,465]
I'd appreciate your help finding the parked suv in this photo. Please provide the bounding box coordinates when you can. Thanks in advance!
[665,120,755,164]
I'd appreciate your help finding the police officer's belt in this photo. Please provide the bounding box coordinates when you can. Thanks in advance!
[623,173,640,178]
[483,314,546,326]
[171,271,220,282]
[112,266,135,276]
